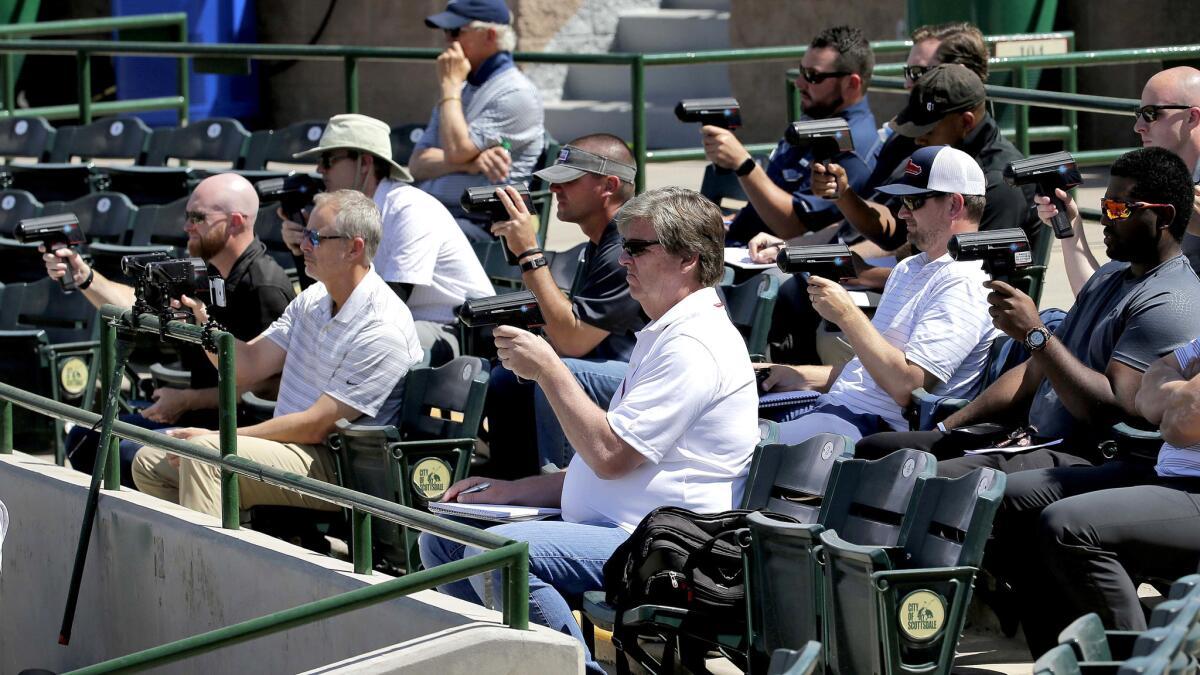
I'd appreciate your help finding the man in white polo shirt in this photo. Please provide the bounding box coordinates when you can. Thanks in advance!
[285,113,493,365]
[132,190,424,516]
[419,187,758,675]
[760,145,998,444]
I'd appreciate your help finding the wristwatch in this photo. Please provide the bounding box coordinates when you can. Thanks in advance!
[735,157,757,177]
[520,255,548,273]
[1024,325,1052,352]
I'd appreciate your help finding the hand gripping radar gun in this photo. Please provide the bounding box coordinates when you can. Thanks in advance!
[784,118,855,163]
[256,173,325,224]
[15,213,86,292]
[777,243,854,281]
[676,97,742,174]
[1003,151,1083,239]
[461,184,534,267]
[948,229,1033,285]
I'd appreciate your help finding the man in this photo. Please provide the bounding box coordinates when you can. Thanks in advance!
[419,187,758,675]
[483,135,647,477]
[760,146,996,444]
[132,190,424,517]
[286,113,493,365]
[856,147,1200,478]
[44,173,294,485]
[703,25,878,244]
[413,0,545,241]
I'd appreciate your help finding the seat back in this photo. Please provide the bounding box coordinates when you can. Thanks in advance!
[242,121,327,170]
[765,643,823,675]
[398,356,490,442]
[819,448,936,546]
[50,117,151,163]
[128,196,188,250]
[718,273,779,359]
[253,203,298,273]
[0,117,55,161]
[6,276,99,343]
[1057,613,1113,662]
[0,189,42,237]
[390,123,426,167]
[1032,644,1083,675]
[899,467,1006,570]
[700,162,749,213]
[741,434,854,523]
[143,118,251,166]
[548,241,587,295]
[41,192,137,245]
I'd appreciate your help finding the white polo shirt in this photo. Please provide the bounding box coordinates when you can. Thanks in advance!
[262,267,423,426]
[561,286,759,532]
[371,178,493,323]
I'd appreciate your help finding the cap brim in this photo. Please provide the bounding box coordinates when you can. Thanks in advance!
[534,164,588,184]
[893,118,941,138]
[425,11,471,29]
[875,183,936,196]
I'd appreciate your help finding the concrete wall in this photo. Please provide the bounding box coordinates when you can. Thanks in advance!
[0,453,581,674]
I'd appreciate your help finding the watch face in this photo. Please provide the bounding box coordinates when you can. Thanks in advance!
[1027,329,1047,348]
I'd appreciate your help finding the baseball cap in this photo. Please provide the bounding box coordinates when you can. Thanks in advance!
[425,0,511,29]
[875,145,986,196]
[893,63,986,138]
[533,145,637,185]
[293,114,413,182]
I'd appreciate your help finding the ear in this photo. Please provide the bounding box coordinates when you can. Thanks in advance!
[843,73,864,97]
[348,236,367,262]
[1155,204,1177,230]
[946,192,966,220]
[601,175,621,198]
[360,154,374,179]
[959,110,978,134]
[227,212,247,237]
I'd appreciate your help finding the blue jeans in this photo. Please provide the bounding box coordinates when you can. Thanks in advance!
[66,412,173,488]
[419,519,629,675]
[777,401,888,445]
[485,358,627,478]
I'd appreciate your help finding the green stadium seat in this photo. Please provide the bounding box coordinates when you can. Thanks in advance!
[0,189,44,284]
[390,123,426,167]
[718,272,779,361]
[0,116,55,162]
[87,196,186,284]
[766,643,823,675]
[105,118,250,205]
[241,120,327,171]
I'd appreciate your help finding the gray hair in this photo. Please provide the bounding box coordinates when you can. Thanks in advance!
[616,186,725,287]
[469,20,516,52]
[313,189,382,262]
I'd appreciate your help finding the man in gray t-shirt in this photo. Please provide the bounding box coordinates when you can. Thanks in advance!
[855,147,1200,476]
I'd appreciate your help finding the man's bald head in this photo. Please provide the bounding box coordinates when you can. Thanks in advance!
[1137,67,1200,167]
[1145,66,1200,104]
[192,173,260,223]
[184,173,260,262]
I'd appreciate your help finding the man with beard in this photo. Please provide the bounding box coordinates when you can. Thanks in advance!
[42,173,294,486]
[701,25,878,244]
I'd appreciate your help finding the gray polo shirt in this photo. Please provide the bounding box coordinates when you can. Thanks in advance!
[1029,255,1200,444]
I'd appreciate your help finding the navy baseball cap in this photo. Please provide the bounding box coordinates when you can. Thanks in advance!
[893,63,987,138]
[875,145,985,196]
[425,0,511,29]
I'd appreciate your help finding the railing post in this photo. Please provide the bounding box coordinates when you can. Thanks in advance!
[2,47,14,116]
[1014,66,1030,155]
[352,509,372,575]
[505,542,529,630]
[786,75,801,123]
[0,400,11,454]
[217,331,239,529]
[101,319,120,489]
[1065,35,1079,153]
[176,19,189,127]
[631,55,646,194]
[344,56,359,114]
[76,49,92,124]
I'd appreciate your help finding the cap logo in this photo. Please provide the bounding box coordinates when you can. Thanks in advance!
[557,148,570,163]
[926,102,935,111]
[904,159,923,176]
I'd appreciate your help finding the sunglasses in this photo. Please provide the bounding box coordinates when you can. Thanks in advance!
[303,228,347,247]
[899,193,944,212]
[621,238,662,257]
[319,151,358,170]
[185,210,227,226]
[1135,104,1194,124]
[1100,198,1173,221]
[800,68,852,85]
[903,64,930,82]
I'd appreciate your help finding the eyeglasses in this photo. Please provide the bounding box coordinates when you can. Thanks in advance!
[800,68,852,85]
[1135,104,1195,124]
[443,27,462,38]
[899,193,944,212]
[185,210,237,226]
[318,151,358,170]
[903,64,930,82]
[303,228,347,247]
[1100,198,1173,221]
[621,238,662,257]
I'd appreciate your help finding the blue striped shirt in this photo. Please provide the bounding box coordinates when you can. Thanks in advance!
[1155,339,1200,478]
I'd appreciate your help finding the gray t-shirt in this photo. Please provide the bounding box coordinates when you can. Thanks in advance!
[1182,233,1200,276]
[1029,255,1200,444]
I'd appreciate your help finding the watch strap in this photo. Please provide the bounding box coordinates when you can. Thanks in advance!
[520,255,548,273]
[1024,325,1051,351]
[735,157,757,177]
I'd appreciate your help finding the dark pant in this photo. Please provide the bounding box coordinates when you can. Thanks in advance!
[768,273,824,365]
[855,428,1097,477]
[66,412,175,489]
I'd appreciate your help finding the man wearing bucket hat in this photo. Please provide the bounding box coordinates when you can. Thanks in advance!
[481,134,648,478]
[289,113,493,365]
[760,145,997,446]
[412,0,545,241]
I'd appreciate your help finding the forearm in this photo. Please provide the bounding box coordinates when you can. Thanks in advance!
[1135,357,1185,425]
[505,471,567,508]
[944,361,1036,429]
[1034,338,1135,422]
[835,189,899,245]
[84,271,136,309]
[537,359,640,479]
[408,147,477,182]
[838,311,924,406]
[237,409,339,445]
[739,168,806,239]
[1061,215,1100,295]
[525,266,602,358]
[435,98,480,165]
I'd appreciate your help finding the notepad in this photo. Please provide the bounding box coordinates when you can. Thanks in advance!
[724,247,776,270]
[758,390,821,409]
[427,502,562,523]
[964,438,1064,455]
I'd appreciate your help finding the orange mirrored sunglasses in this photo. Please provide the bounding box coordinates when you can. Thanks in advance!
[1100,198,1172,221]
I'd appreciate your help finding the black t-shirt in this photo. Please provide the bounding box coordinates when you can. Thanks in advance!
[182,238,295,390]
[572,220,648,362]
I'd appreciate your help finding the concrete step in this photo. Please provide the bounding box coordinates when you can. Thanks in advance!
[563,62,731,104]
[613,9,731,53]
[544,99,711,150]
[662,0,731,10]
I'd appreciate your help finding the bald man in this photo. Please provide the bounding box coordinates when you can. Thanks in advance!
[44,173,295,486]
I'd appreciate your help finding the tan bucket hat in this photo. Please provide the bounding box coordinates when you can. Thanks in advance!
[293,113,413,182]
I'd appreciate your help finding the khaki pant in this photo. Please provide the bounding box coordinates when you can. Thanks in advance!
[132,434,340,518]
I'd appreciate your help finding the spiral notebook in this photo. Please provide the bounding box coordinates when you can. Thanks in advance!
[427,502,561,523]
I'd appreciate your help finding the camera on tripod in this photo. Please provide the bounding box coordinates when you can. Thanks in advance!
[121,251,226,323]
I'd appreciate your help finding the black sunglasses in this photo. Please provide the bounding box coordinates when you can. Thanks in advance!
[903,64,930,82]
[800,68,852,85]
[443,27,462,38]
[1135,104,1195,124]
[621,238,662,257]
[319,150,359,170]
[899,192,945,212]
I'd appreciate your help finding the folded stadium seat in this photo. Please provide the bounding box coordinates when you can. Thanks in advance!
[389,122,426,167]
[717,273,779,361]
[0,189,44,284]
[2,118,151,203]
[766,643,823,675]
[699,161,749,219]
[104,118,251,205]
[241,120,327,173]
[251,356,490,571]
[1033,622,1193,675]
[86,196,186,285]
[0,116,56,162]
[252,203,299,277]
[0,277,102,462]
[818,467,1005,675]
[547,241,587,295]
[1058,596,1200,665]
[527,131,561,246]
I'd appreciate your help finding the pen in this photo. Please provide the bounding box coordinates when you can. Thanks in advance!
[457,482,491,499]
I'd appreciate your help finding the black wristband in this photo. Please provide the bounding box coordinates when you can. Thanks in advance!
[735,157,757,177]
[201,318,228,354]
[516,247,543,261]
[520,255,549,273]
[77,266,95,291]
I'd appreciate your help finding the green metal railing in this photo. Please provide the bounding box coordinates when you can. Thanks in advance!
[0,305,531,672]
[0,13,189,126]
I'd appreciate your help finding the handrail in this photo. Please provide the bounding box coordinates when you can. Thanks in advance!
[0,12,187,37]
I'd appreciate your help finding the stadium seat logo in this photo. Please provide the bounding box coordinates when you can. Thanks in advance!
[412,457,454,501]
[59,358,89,398]
[898,590,945,641]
